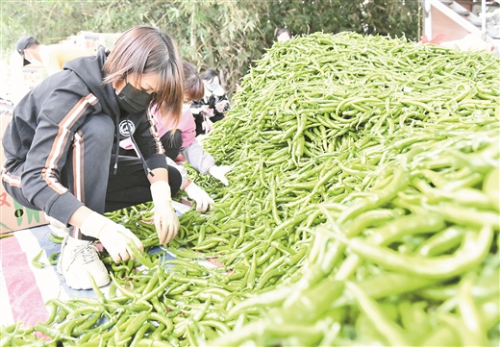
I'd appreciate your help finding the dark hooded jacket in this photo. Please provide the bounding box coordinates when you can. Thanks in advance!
[1,46,165,223]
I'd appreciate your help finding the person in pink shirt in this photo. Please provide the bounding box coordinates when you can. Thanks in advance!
[121,61,232,212]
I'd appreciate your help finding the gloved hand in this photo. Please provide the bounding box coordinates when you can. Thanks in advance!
[201,105,214,116]
[80,212,143,263]
[150,181,180,245]
[202,118,214,133]
[215,100,229,112]
[185,182,214,213]
[209,165,233,186]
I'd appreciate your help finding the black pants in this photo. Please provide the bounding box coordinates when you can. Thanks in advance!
[160,130,182,161]
[4,115,181,239]
[120,130,182,162]
[105,155,181,212]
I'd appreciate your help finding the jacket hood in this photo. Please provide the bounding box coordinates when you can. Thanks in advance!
[64,46,131,175]
[64,46,120,118]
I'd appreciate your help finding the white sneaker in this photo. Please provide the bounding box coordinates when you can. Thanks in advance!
[57,236,110,289]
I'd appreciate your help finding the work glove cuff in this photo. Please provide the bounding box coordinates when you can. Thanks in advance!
[80,212,110,239]
[150,181,172,206]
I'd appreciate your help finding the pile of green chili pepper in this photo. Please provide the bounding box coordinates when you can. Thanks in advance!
[1,31,498,347]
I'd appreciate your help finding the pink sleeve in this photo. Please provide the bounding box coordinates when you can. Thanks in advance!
[179,109,196,149]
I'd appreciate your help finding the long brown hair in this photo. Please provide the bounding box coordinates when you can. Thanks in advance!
[182,61,204,102]
[103,26,184,125]
[156,61,204,137]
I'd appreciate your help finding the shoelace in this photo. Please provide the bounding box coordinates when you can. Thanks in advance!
[74,242,100,264]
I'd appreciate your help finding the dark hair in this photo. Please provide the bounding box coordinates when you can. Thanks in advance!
[276,28,291,37]
[182,61,204,102]
[202,68,219,83]
[103,26,184,124]
[25,37,40,49]
[16,36,40,55]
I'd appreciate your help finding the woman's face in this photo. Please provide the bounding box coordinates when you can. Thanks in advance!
[113,72,162,95]
[277,32,290,42]
[23,48,41,65]
[113,72,164,113]
[205,76,219,85]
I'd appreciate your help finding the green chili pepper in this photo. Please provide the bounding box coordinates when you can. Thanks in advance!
[335,225,493,279]
[347,281,411,346]
[31,249,47,269]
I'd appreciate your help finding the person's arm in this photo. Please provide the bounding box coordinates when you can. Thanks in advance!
[181,140,215,174]
[190,100,204,115]
[68,206,93,227]
[15,80,144,262]
[181,141,232,186]
[10,73,145,264]
[131,111,181,244]
[178,109,216,173]
[215,94,231,113]
[20,82,95,225]
[70,204,144,263]
[207,94,230,120]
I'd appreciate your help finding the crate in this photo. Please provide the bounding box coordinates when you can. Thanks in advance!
[1,116,48,233]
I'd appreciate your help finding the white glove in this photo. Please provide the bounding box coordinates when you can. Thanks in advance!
[202,118,214,133]
[201,105,214,115]
[215,100,229,112]
[209,165,233,186]
[150,181,180,245]
[80,212,143,263]
[185,182,214,213]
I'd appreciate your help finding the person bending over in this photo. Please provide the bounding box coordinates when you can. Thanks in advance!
[120,61,232,213]
[2,26,184,289]
[190,68,231,136]
[16,35,92,75]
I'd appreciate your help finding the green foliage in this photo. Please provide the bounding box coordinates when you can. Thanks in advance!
[1,0,418,96]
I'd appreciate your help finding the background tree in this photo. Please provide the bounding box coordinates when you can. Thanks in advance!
[0,0,419,96]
